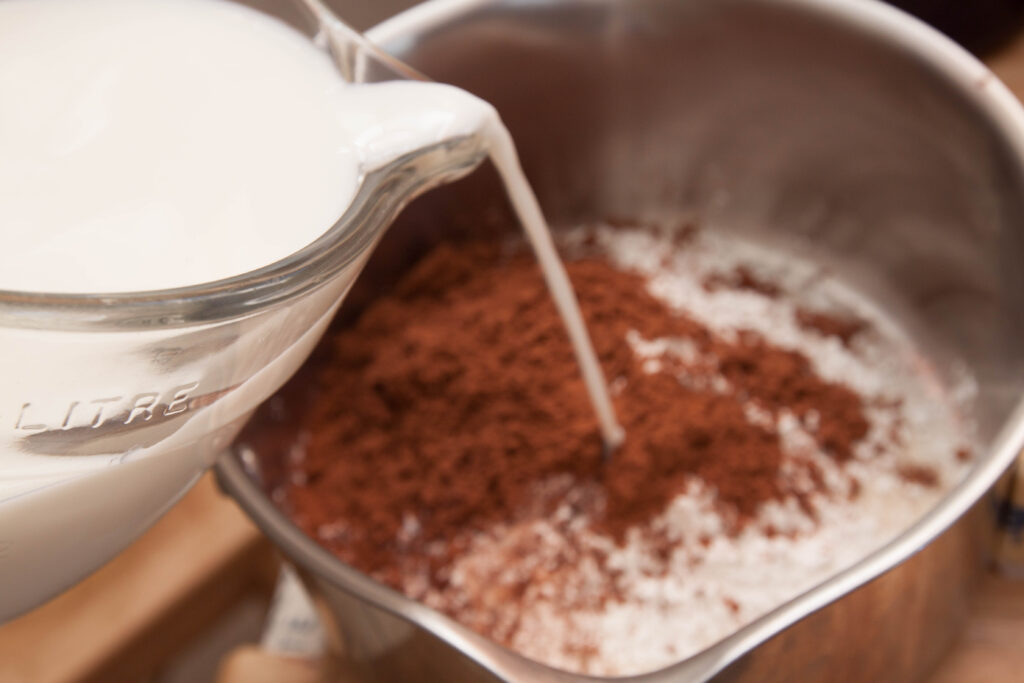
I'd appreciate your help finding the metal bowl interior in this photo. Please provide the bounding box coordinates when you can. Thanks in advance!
[217,0,1024,680]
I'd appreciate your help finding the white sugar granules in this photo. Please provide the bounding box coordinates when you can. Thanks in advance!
[394,225,976,677]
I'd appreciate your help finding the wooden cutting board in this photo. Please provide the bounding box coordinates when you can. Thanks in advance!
[0,475,276,683]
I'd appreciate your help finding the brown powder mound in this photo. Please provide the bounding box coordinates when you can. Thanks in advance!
[713,333,869,461]
[282,243,870,587]
[600,371,785,536]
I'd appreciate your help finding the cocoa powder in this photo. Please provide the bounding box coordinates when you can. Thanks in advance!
[897,463,941,487]
[279,241,873,590]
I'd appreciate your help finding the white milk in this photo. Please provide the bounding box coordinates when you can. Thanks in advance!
[0,0,493,293]
[486,124,626,449]
[0,0,622,619]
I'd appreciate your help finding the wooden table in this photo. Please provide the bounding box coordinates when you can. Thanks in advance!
[0,475,276,683]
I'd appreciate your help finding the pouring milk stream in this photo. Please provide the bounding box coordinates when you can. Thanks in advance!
[0,0,622,619]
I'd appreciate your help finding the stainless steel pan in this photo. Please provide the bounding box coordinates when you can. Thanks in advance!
[217,0,1024,679]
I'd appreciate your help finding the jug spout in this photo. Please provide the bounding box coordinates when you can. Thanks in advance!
[340,81,497,195]
[328,83,498,253]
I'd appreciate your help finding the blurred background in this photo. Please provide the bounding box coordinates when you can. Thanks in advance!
[319,0,410,30]
[340,0,1024,55]
[886,0,1024,56]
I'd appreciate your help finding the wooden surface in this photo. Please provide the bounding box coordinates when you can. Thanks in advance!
[216,647,321,683]
[0,475,276,683]
[930,576,1024,683]
[989,27,1024,95]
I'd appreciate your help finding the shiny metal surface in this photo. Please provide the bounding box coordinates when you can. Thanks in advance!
[217,0,1024,680]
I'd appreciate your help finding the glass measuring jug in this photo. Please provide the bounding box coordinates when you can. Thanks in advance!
[0,0,491,621]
